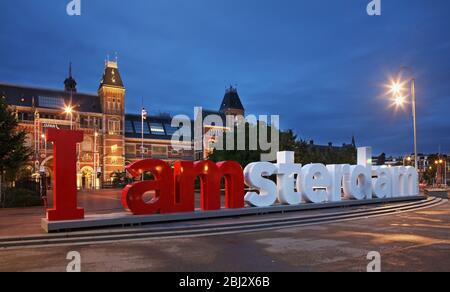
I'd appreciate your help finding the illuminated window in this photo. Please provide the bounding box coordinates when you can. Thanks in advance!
[108,119,121,135]
[150,123,166,135]
[111,144,118,153]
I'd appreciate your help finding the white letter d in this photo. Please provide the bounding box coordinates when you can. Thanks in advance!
[67,0,81,16]
[367,0,381,16]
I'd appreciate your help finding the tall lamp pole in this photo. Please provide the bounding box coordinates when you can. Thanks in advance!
[141,107,147,160]
[93,131,98,189]
[411,78,418,170]
[141,106,147,181]
[387,67,418,170]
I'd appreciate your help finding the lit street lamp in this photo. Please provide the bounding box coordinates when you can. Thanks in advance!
[64,104,74,130]
[386,67,418,170]
[435,158,446,187]
[41,133,47,155]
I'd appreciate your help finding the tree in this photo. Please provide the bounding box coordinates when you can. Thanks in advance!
[0,98,32,205]
[208,122,276,167]
[208,123,357,168]
[377,153,386,165]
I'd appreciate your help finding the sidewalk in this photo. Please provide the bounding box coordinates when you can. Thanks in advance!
[0,189,124,237]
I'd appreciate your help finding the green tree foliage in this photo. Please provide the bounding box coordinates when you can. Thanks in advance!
[208,123,356,167]
[0,98,32,183]
[208,122,266,167]
[422,154,440,185]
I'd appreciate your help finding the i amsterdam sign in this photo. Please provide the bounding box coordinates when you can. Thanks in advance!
[43,129,420,231]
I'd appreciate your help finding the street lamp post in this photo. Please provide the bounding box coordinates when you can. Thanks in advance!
[435,159,445,187]
[387,67,418,170]
[93,131,98,189]
[411,78,418,170]
[141,107,147,181]
[141,107,147,160]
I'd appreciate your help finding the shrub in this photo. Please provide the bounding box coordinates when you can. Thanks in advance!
[3,188,42,208]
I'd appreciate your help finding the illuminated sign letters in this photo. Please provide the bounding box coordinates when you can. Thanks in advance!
[45,130,419,222]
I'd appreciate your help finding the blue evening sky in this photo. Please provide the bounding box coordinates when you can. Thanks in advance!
[0,0,449,156]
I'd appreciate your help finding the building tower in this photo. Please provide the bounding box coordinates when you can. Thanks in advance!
[219,86,245,117]
[98,60,126,182]
[64,62,77,93]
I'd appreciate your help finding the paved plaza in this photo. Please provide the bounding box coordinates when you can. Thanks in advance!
[0,190,448,272]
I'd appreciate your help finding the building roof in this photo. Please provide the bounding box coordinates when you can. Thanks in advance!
[219,86,244,112]
[124,114,191,141]
[0,82,102,113]
[99,61,124,89]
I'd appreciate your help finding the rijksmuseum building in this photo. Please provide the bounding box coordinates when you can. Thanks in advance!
[0,60,245,189]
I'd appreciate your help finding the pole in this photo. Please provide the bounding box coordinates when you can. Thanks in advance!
[445,160,447,187]
[93,131,97,189]
[411,79,418,171]
[141,104,147,181]
[0,172,2,207]
[141,108,145,181]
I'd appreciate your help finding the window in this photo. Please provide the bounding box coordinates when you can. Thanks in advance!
[138,147,149,155]
[172,149,184,156]
[108,119,121,135]
[125,144,136,155]
[111,157,120,165]
[134,121,150,135]
[150,123,166,135]
[111,144,118,153]
[25,134,33,148]
[152,145,168,157]
[38,96,65,109]
[125,120,135,133]
[19,112,33,122]
[164,124,179,136]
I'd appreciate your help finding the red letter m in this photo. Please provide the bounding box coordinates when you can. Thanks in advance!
[172,161,245,212]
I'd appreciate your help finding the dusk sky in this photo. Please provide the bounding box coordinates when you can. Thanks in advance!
[1,0,449,156]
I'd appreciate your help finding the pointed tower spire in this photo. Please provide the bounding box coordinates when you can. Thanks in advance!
[99,56,124,89]
[219,85,245,116]
[64,62,77,93]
